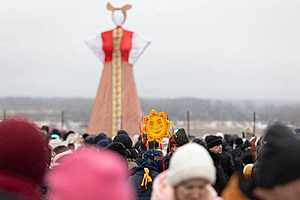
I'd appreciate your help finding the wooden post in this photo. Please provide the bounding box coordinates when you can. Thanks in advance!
[253,112,256,135]
[187,111,190,137]
[3,109,6,121]
[61,110,65,129]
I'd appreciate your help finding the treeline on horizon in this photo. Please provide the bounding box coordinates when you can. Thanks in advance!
[0,97,300,125]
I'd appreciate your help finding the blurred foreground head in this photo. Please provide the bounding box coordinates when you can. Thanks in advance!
[47,147,135,200]
[255,122,300,188]
[223,123,300,200]
[152,144,218,200]
[0,117,49,200]
[167,143,216,186]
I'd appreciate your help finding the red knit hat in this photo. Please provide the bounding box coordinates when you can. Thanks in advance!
[47,147,135,200]
[0,117,49,185]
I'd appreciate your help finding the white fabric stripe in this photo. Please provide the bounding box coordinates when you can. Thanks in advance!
[84,34,105,64]
[129,33,151,65]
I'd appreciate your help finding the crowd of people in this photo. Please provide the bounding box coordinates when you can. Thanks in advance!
[0,117,300,200]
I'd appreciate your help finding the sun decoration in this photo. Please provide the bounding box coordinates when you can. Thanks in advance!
[142,109,171,143]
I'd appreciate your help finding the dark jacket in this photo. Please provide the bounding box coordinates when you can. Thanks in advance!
[131,150,163,200]
[131,166,160,200]
[209,152,228,195]
[220,151,235,177]
[231,147,245,172]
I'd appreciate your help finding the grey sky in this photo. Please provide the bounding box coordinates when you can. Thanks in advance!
[1,0,300,100]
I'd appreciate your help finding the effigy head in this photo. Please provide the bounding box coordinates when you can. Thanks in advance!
[106,2,132,27]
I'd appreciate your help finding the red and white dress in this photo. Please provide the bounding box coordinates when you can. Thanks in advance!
[85,27,150,137]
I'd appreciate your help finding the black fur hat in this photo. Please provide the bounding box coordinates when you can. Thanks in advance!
[255,122,300,188]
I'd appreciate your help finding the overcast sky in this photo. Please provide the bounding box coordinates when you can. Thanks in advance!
[1,0,300,100]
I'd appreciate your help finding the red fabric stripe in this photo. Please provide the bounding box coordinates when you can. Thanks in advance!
[102,29,133,63]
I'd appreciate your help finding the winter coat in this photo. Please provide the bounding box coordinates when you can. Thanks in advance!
[131,167,160,200]
[231,147,245,172]
[151,171,222,200]
[222,173,257,200]
[132,149,163,200]
[209,152,228,195]
[222,175,250,200]
[220,151,235,177]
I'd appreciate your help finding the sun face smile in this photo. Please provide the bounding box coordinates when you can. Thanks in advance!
[142,110,171,143]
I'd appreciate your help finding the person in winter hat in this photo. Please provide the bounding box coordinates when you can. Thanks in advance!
[231,137,245,172]
[41,125,50,136]
[223,122,300,200]
[96,138,111,148]
[205,135,229,194]
[117,129,129,136]
[82,133,89,140]
[254,123,300,188]
[168,128,189,151]
[152,143,221,200]
[165,128,189,169]
[62,130,74,141]
[106,142,128,159]
[249,122,300,200]
[0,117,50,200]
[49,139,68,156]
[131,149,163,200]
[65,132,83,150]
[84,135,96,145]
[94,132,107,144]
[107,141,140,174]
[47,147,135,200]
[113,133,133,149]
[50,129,62,139]
[205,135,223,151]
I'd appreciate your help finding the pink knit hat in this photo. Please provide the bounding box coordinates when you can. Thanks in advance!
[47,147,135,200]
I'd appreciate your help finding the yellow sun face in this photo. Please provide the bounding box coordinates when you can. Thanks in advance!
[142,109,170,143]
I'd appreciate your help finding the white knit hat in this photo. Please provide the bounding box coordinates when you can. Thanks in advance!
[167,143,216,186]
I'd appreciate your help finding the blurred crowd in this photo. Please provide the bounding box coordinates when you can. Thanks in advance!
[0,117,300,200]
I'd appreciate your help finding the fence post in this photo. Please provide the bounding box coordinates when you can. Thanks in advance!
[3,109,6,121]
[61,110,65,129]
[253,111,256,135]
[187,111,190,137]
